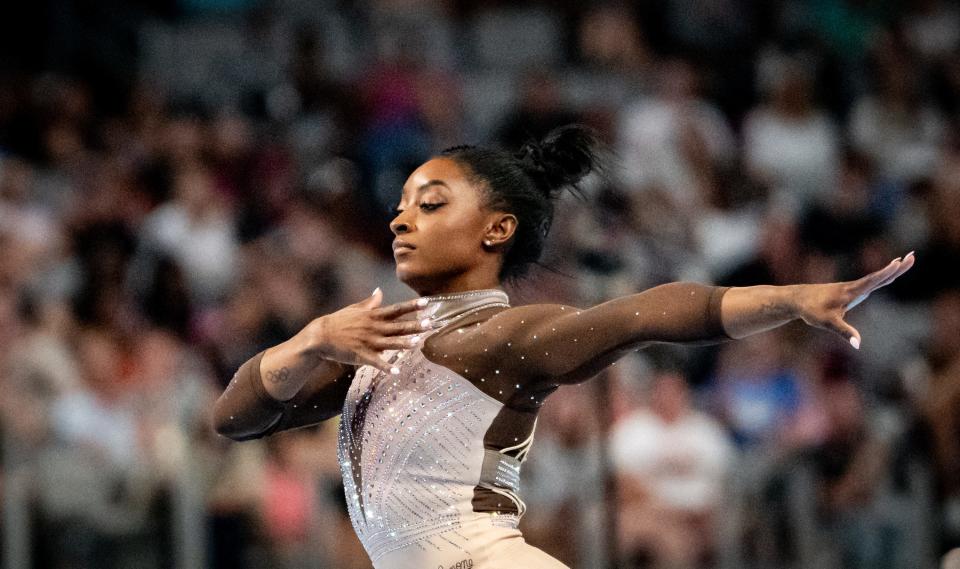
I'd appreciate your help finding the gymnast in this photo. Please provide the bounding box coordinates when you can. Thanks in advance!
[213,125,914,569]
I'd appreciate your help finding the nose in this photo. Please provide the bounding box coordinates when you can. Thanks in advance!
[390,213,411,236]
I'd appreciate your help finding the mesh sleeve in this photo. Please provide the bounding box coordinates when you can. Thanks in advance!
[212,351,353,441]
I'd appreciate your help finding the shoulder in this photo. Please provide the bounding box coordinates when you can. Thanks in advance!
[478,303,583,332]
[422,303,580,381]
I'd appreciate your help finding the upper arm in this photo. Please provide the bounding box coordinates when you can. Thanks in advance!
[496,283,729,385]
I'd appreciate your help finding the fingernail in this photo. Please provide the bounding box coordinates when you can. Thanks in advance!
[850,337,860,350]
[390,366,400,375]
[420,318,432,329]
[906,251,915,259]
[372,287,381,296]
[409,335,421,345]
[416,298,428,307]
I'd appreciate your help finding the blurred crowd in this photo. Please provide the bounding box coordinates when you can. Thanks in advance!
[1,0,959,568]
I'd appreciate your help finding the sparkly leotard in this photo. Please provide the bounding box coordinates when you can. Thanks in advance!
[338,290,566,569]
[214,282,730,568]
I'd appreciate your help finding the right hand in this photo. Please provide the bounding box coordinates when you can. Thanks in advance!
[306,288,433,374]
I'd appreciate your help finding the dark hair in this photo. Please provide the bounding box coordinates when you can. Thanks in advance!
[441,124,603,281]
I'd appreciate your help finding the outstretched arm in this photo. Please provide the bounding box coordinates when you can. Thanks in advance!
[720,252,914,346]
[492,254,913,386]
[212,289,432,441]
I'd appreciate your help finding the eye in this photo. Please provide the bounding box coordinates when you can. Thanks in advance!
[420,202,444,211]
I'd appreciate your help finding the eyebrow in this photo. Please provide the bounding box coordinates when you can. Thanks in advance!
[401,179,450,199]
[418,179,449,192]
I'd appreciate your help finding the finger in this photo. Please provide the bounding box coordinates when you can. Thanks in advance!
[872,251,914,290]
[374,297,432,320]
[850,258,902,295]
[357,352,399,375]
[827,317,862,349]
[847,253,917,310]
[371,335,420,351]
[379,318,432,336]
[357,287,384,309]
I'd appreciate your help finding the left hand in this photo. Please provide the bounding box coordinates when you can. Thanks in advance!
[794,252,915,348]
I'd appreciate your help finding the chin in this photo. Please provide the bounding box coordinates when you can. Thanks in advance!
[395,262,453,295]
[395,263,426,289]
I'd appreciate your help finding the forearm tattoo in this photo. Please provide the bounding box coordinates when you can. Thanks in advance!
[265,366,291,385]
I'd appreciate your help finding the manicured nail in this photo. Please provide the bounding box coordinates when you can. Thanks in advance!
[416,298,428,307]
[409,335,421,345]
[420,318,432,329]
[850,337,860,350]
[905,251,915,259]
[372,287,381,296]
[390,366,400,375]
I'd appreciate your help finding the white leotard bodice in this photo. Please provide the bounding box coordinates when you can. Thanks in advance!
[337,290,535,567]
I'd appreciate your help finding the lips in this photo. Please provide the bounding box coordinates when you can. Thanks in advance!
[392,240,416,254]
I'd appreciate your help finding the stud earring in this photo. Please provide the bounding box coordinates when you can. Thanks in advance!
[483,240,493,247]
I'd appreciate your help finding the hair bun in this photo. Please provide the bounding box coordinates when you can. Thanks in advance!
[516,124,602,197]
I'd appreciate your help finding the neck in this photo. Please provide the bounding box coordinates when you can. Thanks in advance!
[409,271,502,297]
[418,288,510,329]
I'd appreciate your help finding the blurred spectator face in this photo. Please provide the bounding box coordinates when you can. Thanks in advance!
[212,114,253,163]
[76,328,124,399]
[0,157,34,203]
[163,117,206,165]
[657,59,699,102]
[539,385,598,446]
[520,72,562,114]
[759,213,800,265]
[649,372,689,423]
[578,5,648,71]
[772,65,814,114]
[931,290,960,359]
[873,33,919,103]
[173,166,217,215]
[226,280,269,337]
[930,174,960,245]
[822,380,864,437]
[137,328,183,388]
[43,121,85,165]
[833,153,873,213]
[415,70,463,134]
[0,285,22,349]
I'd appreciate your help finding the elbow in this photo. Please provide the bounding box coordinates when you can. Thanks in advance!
[211,398,262,442]
[212,406,242,441]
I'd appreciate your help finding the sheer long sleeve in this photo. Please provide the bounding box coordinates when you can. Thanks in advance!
[456,283,731,386]
[213,351,353,441]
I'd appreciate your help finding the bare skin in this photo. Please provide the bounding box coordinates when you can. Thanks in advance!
[227,155,914,419]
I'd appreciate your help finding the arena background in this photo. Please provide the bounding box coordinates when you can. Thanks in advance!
[1,0,959,568]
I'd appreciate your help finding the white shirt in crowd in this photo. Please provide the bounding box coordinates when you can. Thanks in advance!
[610,408,734,513]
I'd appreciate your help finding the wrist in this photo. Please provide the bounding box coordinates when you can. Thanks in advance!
[779,285,804,321]
[298,316,332,360]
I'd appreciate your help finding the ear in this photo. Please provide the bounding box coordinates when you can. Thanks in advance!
[483,212,518,248]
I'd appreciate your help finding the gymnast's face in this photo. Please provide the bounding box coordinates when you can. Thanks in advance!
[390,157,514,295]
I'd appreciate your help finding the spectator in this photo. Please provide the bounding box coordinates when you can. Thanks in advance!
[133,164,240,306]
[743,50,840,208]
[708,331,804,450]
[611,370,734,569]
[496,70,581,150]
[618,58,736,211]
[848,34,947,185]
